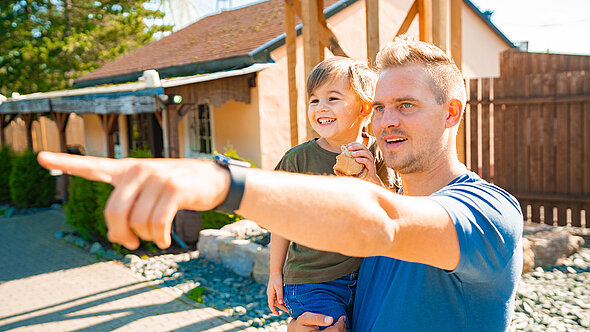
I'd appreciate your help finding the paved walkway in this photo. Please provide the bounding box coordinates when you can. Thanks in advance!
[0,209,253,331]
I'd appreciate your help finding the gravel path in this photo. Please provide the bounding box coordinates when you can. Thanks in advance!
[123,236,590,331]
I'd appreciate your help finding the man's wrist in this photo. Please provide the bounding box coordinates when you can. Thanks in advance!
[213,156,248,213]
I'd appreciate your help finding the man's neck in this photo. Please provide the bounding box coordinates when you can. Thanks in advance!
[400,157,468,196]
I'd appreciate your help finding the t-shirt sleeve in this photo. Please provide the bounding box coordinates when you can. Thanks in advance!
[274,152,298,173]
[429,181,523,283]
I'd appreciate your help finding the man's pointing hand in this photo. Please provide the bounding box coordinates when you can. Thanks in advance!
[38,152,230,250]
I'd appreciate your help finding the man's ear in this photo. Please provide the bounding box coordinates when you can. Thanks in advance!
[445,99,463,128]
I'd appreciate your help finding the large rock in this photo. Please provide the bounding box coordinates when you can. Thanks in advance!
[173,209,203,246]
[522,223,585,273]
[218,239,260,277]
[221,220,265,239]
[197,229,233,263]
[252,246,271,284]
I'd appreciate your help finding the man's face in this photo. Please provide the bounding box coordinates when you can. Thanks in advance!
[372,65,448,174]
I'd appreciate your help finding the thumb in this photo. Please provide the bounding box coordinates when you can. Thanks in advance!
[297,312,334,327]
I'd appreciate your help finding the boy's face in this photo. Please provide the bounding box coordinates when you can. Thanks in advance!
[307,76,366,142]
[372,65,448,174]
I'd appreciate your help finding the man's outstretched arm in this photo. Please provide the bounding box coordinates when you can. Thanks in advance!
[38,152,459,270]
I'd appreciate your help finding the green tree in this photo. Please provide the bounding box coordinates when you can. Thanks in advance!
[0,0,171,96]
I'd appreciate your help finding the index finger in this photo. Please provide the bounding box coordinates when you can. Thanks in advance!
[38,151,120,184]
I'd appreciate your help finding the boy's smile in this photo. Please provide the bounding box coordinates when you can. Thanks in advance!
[308,76,366,151]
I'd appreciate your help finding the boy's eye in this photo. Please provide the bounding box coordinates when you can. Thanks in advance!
[329,97,340,101]
[310,98,319,104]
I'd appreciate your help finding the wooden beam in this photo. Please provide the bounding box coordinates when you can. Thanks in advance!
[22,113,34,150]
[167,105,180,158]
[418,0,433,43]
[366,0,379,66]
[99,114,118,158]
[51,112,70,153]
[285,0,299,147]
[286,0,348,58]
[396,0,418,36]
[432,0,448,52]
[302,0,322,139]
[450,0,464,163]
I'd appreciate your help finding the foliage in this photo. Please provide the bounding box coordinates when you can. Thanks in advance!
[0,145,14,202]
[219,144,254,167]
[9,149,56,208]
[186,286,206,303]
[128,148,153,158]
[65,176,113,240]
[0,0,172,96]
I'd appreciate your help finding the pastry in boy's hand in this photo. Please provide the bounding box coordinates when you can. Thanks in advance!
[333,145,367,179]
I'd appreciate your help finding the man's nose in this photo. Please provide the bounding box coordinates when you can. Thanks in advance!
[375,107,400,128]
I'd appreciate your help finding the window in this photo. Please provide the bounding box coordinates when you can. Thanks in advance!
[188,103,212,155]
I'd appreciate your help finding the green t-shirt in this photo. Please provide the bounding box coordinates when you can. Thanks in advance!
[275,137,397,284]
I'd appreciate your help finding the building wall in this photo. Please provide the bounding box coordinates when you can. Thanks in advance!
[212,89,262,167]
[83,113,107,157]
[2,114,84,153]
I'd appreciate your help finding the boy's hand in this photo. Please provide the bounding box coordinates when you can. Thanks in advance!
[267,273,287,315]
[345,142,383,187]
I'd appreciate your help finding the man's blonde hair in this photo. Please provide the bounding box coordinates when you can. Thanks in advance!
[307,56,377,111]
[376,35,466,106]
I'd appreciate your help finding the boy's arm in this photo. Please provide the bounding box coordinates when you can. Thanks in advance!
[270,233,290,275]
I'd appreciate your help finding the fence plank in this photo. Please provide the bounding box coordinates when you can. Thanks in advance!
[503,77,517,192]
[517,75,528,193]
[532,201,542,224]
[529,74,542,195]
[541,72,556,225]
[481,78,491,181]
[469,78,479,174]
[493,77,504,187]
[584,72,590,227]
[569,72,584,227]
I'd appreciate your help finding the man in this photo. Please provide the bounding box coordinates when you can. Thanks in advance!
[38,36,523,331]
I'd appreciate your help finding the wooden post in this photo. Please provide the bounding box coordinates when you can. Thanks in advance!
[51,112,70,153]
[100,114,118,158]
[167,105,180,158]
[286,0,299,146]
[302,0,322,140]
[418,0,433,43]
[450,0,465,163]
[396,0,418,37]
[366,0,379,66]
[432,0,448,53]
[22,113,34,150]
[0,114,9,146]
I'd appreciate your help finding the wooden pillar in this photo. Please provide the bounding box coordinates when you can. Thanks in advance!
[22,113,34,150]
[167,105,180,158]
[432,0,448,53]
[286,0,299,147]
[366,0,379,66]
[418,0,433,43]
[0,114,11,146]
[99,114,118,158]
[51,112,70,153]
[450,0,464,163]
[302,0,322,140]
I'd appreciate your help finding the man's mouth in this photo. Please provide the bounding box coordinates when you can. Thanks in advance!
[317,117,336,125]
[384,137,408,147]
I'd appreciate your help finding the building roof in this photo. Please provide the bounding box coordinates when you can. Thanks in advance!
[75,0,514,88]
[74,0,344,88]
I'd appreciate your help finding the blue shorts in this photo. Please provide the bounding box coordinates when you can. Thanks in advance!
[283,272,357,331]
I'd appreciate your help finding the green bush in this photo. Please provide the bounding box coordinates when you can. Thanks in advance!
[65,177,113,240]
[0,146,14,202]
[9,149,56,208]
[128,148,153,158]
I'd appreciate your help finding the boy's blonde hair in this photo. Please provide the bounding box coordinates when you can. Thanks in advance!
[376,35,466,107]
[306,56,377,115]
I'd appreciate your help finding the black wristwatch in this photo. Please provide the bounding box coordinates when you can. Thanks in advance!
[214,154,250,214]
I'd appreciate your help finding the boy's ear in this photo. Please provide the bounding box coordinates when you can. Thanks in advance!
[360,103,372,118]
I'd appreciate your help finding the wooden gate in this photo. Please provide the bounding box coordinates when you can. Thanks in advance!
[466,50,590,227]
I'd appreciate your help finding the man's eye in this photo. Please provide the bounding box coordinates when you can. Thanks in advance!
[401,103,413,109]
[374,105,385,112]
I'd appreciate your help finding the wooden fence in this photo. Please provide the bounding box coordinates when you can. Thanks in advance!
[465,70,590,227]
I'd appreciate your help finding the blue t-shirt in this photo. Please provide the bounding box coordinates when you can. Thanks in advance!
[352,172,523,331]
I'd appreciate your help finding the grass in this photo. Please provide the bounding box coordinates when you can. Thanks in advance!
[186,286,206,303]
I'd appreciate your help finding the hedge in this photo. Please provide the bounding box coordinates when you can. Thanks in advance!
[0,146,13,202]
[9,149,56,208]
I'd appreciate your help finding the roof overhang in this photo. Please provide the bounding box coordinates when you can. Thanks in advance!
[0,63,273,115]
